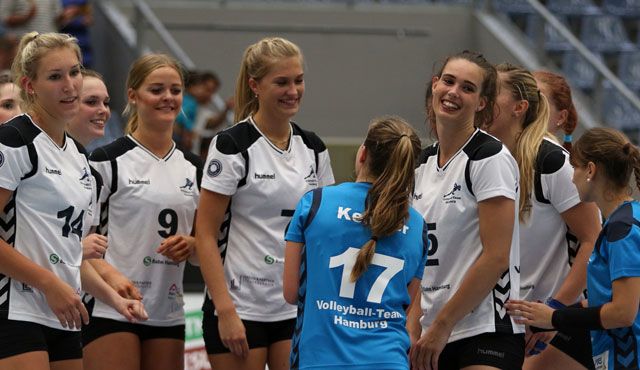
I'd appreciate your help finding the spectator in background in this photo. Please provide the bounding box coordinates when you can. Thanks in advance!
[0,27,18,70]
[175,70,199,151]
[59,0,93,68]
[192,71,234,160]
[1,0,64,36]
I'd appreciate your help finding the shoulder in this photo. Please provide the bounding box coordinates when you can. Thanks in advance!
[215,121,261,155]
[89,136,136,162]
[0,115,41,148]
[603,202,638,243]
[536,139,567,175]
[176,147,203,169]
[463,130,504,161]
[417,143,438,165]
[291,122,327,152]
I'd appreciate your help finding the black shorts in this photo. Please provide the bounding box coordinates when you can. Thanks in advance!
[550,329,595,369]
[202,312,295,355]
[82,317,185,347]
[0,319,82,361]
[438,332,525,370]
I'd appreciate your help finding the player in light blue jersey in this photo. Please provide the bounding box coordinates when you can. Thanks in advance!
[284,116,428,370]
[507,127,640,370]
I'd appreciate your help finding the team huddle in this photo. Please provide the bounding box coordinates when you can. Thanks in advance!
[0,30,637,370]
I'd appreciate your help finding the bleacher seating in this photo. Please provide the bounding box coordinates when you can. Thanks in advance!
[580,15,635,52]
[561,50,600,91]
[602,0,640,18]
[547,0,601,16]
[525,14,574,52]
[618,51,640,89]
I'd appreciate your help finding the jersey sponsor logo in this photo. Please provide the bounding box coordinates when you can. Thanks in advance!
[207,159,222,178]
[0,151,4,168]
[128,178,151,185]
[180,177,196,195]
[79,167,92,190]
[167,283,184,313]
[443,182,462,204]
[48,253,69,265]
[45,166,62,175]
[21,283,33,292]
[142,255,179,267]
[240,275,275,287]
[413,192,422,200]
[264,255,283,265]
[337,206,409,234]
[303,165,318,186]
[421,284,451,292]
[254,172,275,180]
[132,280,152,290]
[593,351,609,370]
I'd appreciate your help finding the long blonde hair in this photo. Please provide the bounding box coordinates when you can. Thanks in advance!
[122,53,184,134]
[495,63,551,222]
[234,37,302,123]
[350,116,421,282]
[11,32,81,109]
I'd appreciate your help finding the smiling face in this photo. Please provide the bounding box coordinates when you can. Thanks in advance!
[0,82,21,124]
[25,47,82,123]
[431,58,486,127]
[128,66,183,129]
[68,76,110,145]
[250,56,304,121]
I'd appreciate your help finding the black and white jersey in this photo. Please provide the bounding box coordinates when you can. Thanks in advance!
[520,138,581,302]
[0,114,93,331]
[413,129,524,342]
[89,135,201,326]
[202,118,334,322]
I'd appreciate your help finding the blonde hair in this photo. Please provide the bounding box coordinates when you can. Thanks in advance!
[11,32,81,109]
[234,37,302,123]
[495,63,551,222]
[350,116,421,282]
[123,53,184,134]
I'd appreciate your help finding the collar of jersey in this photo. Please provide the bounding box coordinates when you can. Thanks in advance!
[249,116,293,154]
[127,134,176,161]
[26,113,68,151]
[436,128,479,173]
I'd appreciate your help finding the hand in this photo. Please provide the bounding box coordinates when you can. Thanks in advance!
[410,320,453,370]
[113,296,148,323]
[525,328,555,356]
[82,233,108,260]
[505,300,555,329]
[103,269,142,300]
[157,235,194,263]
[42,277,88,329]
[217,309,249,358]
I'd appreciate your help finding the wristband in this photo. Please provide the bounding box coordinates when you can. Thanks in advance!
[551,306,604,332]
[545,297,567,310]
[564,134,573,143]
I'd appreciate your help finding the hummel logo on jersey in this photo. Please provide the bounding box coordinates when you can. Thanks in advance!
[443,182,462,204]
[413,193,423,200]
[45,166,62,175]
[254,172,275,180]
[128,178,151,185]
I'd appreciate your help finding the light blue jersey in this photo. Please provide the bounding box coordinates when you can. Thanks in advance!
[588,201,640,370]
[285,182,428,370]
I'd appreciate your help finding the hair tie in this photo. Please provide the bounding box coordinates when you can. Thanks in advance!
[563,134,572,143]
[399,134,409,139]
[371,236,378,242]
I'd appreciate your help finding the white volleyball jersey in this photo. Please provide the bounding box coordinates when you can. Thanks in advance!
[201,118,334,322]
[89,135,201,326]
[519,138,581,302]
[413,129,524,342]
[0,114,93,331]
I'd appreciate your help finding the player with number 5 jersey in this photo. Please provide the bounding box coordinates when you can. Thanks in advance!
[284,116,427,370]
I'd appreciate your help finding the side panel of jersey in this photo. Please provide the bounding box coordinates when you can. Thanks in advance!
[0,115,92,330]
[90,136,200,326]
[588,201,640,370]
[285,182,428,370]
[520,139,581,302]
[201,120,335,322]
[413,130,523,342]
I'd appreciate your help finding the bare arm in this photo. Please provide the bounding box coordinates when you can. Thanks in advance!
[553,201,601,304]
[411,196,515,370]
[0,187,88,329]
[283,241,303,305]
[195,189,248,357]
[87,259,142,300]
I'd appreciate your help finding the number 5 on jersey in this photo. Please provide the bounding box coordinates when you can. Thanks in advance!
[329,247,404,304]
